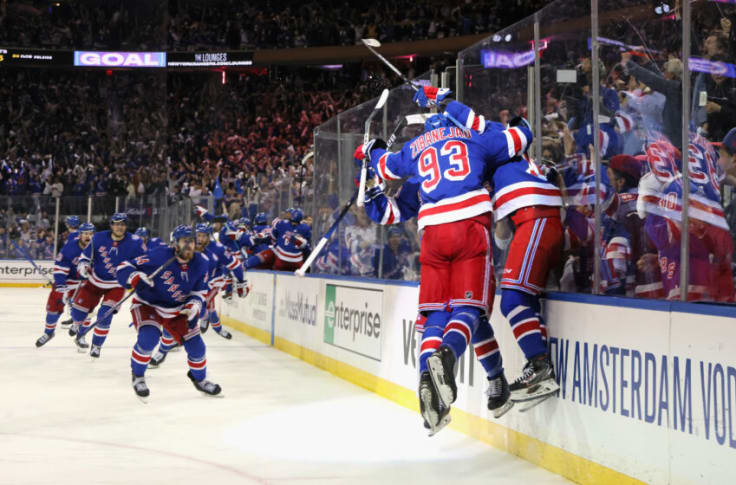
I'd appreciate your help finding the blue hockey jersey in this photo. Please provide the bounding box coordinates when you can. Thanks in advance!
[206,239,244,287]
[272,221,311,263]
[368,101,532,230]
[364,178,422,225]
[116,246,209,319]
[53,237,87,288]
[80,231,145,289]
[65,230,79,244]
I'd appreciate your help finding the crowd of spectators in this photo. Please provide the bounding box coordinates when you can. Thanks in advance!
[0,0,546,51]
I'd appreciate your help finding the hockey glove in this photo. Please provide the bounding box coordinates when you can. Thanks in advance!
[181,301,201,323]
[363,184,384,203]
[78,262,91,279]
[413,86,451,108]
[509,116,532,131]
[128,271,154,290]
[194,205,208,218]
[235,280,251,298]
[356,139,387,164]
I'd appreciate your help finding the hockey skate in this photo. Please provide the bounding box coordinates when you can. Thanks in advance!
[200,320,209,334]
[486,374,514,418]
[148,350,167,368]
[89,345,101,360]
[187,371,223,397]
[216,328,232,340]
[509,353,560,402]
[132,373,150,403]
[427,345,458,408]
[60,318,73,329]
[68,323,79,337]
[35,333,54,348]
[74,333,90,352]
[419,371,451,437]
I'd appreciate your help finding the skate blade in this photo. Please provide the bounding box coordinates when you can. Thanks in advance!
[75,346,88,353]
[136,395,149,404]
[419,388,440,433]
[427,355,455,408]
[518,393,557,412]
[170,346,181,352]
[511,379,561,402]
[427,414,451,437]
[90,356,100,362]
[200,392,225,398]
[491,399,515,419]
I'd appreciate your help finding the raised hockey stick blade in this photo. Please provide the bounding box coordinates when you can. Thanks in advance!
[361,39,419,92]
[358,89,390,208]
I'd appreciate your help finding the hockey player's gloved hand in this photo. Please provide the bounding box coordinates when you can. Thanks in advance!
[355,139,387,165]
[364,184,384,203]
[412,86,451,108]
[78,262,91,279]
[182,301,201,322]
[509,116,531,131]
[194,205,208,218]
[235,280,251,298]
[128,271,154,289]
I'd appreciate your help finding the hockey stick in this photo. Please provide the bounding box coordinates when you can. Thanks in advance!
[84,256,177,332]
[361,39,421,92]
[358,88,390,208]
[295,191,358,277]
[296,115,406,277]
[10,239,53,286]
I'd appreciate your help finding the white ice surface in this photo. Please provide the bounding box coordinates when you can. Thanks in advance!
[0,288,571,485]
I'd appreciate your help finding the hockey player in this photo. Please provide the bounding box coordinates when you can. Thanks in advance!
[35,222,95,347]
[357,163,513,421]
[245,208,311,272]
[57,216,84,328]
[117,225,221,400]
[70,213,145,357]
[150,223,249,367]
[359,91,533,433]
[64,216,81,243]
[431,98,564,407]
[135,226,167,251]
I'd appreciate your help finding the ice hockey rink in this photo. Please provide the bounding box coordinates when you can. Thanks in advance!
[0,287,570,485]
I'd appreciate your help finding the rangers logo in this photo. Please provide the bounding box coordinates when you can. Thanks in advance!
[465,290,473,299]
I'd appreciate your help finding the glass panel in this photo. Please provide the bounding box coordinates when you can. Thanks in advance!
[598,0,686,300]
[687,1,736,303]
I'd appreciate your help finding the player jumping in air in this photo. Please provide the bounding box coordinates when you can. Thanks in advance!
[358,87,533,434]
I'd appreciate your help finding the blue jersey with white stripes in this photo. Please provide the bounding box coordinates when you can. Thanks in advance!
[368,102,532,230]
[80,231,145,288]
[53,237,86,287]
[116,246,209,314]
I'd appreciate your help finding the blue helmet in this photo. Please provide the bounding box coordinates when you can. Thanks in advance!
[134,227,150,238]
[172,225,194,241]
[289,208,304,224]
[236,217,251,229]
[79,222,95,233]
[195,223,212,235]
[110,212,128,224]
[424,113,453,132]
[65,215,80,229]
[254,212,268,225]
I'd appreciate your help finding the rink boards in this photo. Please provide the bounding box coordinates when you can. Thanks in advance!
[0,259,54,286]
[216,271,734,485]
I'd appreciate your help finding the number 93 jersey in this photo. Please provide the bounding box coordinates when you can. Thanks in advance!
[369,108,532,230]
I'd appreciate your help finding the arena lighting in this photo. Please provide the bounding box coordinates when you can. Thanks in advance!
[654,2,671,15]
[491,33,514,43]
